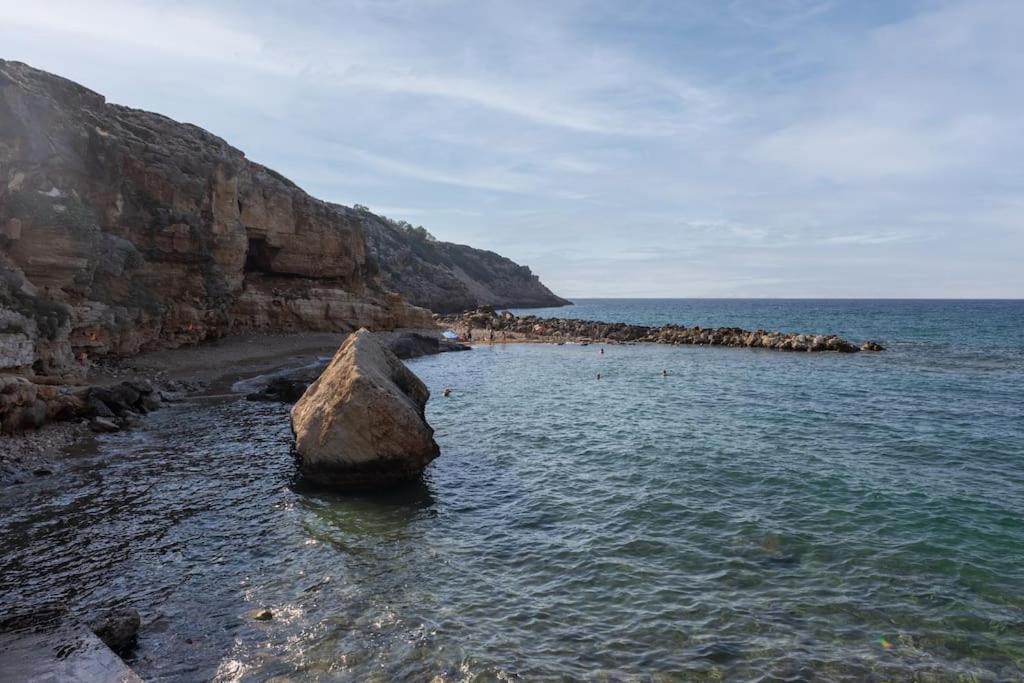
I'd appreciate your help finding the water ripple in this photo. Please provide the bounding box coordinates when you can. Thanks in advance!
[1,322,1023,680]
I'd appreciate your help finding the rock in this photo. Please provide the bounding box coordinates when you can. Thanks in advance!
[362,214,570,314]
[246,375,317,404]
[139,392,162,413]
[88,607,141,657]
[251,609,273,621]
[291,329,440,490]
[438,310,871,355]
[88,387,129,416]
[244,362,328,404]
[0,57,472,391]
[386,331,442,359]
[89,417,120,433]
[118,412,143,429]
[86,396,115,418]
[861,340,885,351]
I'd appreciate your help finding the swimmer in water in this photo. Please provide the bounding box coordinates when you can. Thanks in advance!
[600,348,604,355]
[662,369,668,377]
[442,388,452,397]
[597,373,601,380]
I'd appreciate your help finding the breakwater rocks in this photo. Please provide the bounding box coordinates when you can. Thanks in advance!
[440,310,884,353]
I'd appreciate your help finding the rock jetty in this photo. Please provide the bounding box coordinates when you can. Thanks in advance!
[440,309,884,353]
[290,329,439,490]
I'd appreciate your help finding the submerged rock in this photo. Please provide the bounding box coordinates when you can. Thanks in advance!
[291,329,439,490]
[88,607,140,657]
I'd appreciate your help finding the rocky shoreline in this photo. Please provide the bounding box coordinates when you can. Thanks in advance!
[0,329,463,483]
[439,309,884,353]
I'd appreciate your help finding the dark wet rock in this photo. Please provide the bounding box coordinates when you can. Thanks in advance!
[247,374,321,404]
[244,362,327,404]
[139,392,162,413]
[251,609,273,621]
[124,380,155,396]
[118,412,143,429]
[89,417,120,433]
[760,553,802,568]
[88,607,141,657]
[86,397,115,418]
[691,641,742,664]
[386,331,470,359]
[861,340,885,351]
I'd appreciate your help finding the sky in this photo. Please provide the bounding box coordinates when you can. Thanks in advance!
[2,0,1022,298]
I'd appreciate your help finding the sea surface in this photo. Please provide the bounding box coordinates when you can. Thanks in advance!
[2,299,1023,681]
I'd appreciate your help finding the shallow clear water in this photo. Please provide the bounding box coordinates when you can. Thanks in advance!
[2,300,1023,681]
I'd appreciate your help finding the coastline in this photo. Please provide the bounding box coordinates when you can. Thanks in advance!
[1,301,879,484]
[2,303,878,480]
[2,300,1021,680]
[437,309,883,353]
[0,328,446,483]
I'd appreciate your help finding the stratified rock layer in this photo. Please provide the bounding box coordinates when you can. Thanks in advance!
[0,59,432,383]
[291,329,439,490]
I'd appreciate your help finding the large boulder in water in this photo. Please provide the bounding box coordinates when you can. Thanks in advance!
[290,329,439,490]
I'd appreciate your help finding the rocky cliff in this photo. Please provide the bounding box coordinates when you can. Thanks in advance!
[360,214,570,314]
[0,59,435,383]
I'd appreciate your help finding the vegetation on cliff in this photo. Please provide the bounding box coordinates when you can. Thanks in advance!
[358,208,570,314]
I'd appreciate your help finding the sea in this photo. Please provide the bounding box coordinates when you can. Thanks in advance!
[1,299,1022,681]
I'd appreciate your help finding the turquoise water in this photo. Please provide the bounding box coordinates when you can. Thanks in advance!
[1,300,1023,680]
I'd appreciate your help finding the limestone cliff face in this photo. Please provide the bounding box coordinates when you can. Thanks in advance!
[0,60,432,380]
[361,214,571,314]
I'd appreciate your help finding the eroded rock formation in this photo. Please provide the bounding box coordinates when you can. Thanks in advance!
[0,59,432,386]
[361,213,570,313]
[290,329,439,490]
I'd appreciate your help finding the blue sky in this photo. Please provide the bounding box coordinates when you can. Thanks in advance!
[3,0,1022,297]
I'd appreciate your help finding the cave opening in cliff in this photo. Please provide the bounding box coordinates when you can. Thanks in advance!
[244,237,278,274]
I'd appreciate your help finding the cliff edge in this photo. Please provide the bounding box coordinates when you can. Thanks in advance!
[360,211,570,314]
[0,59,436,382]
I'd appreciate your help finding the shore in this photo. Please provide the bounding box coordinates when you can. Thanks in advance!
[1,307,875,481]
[0,328,445,482]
